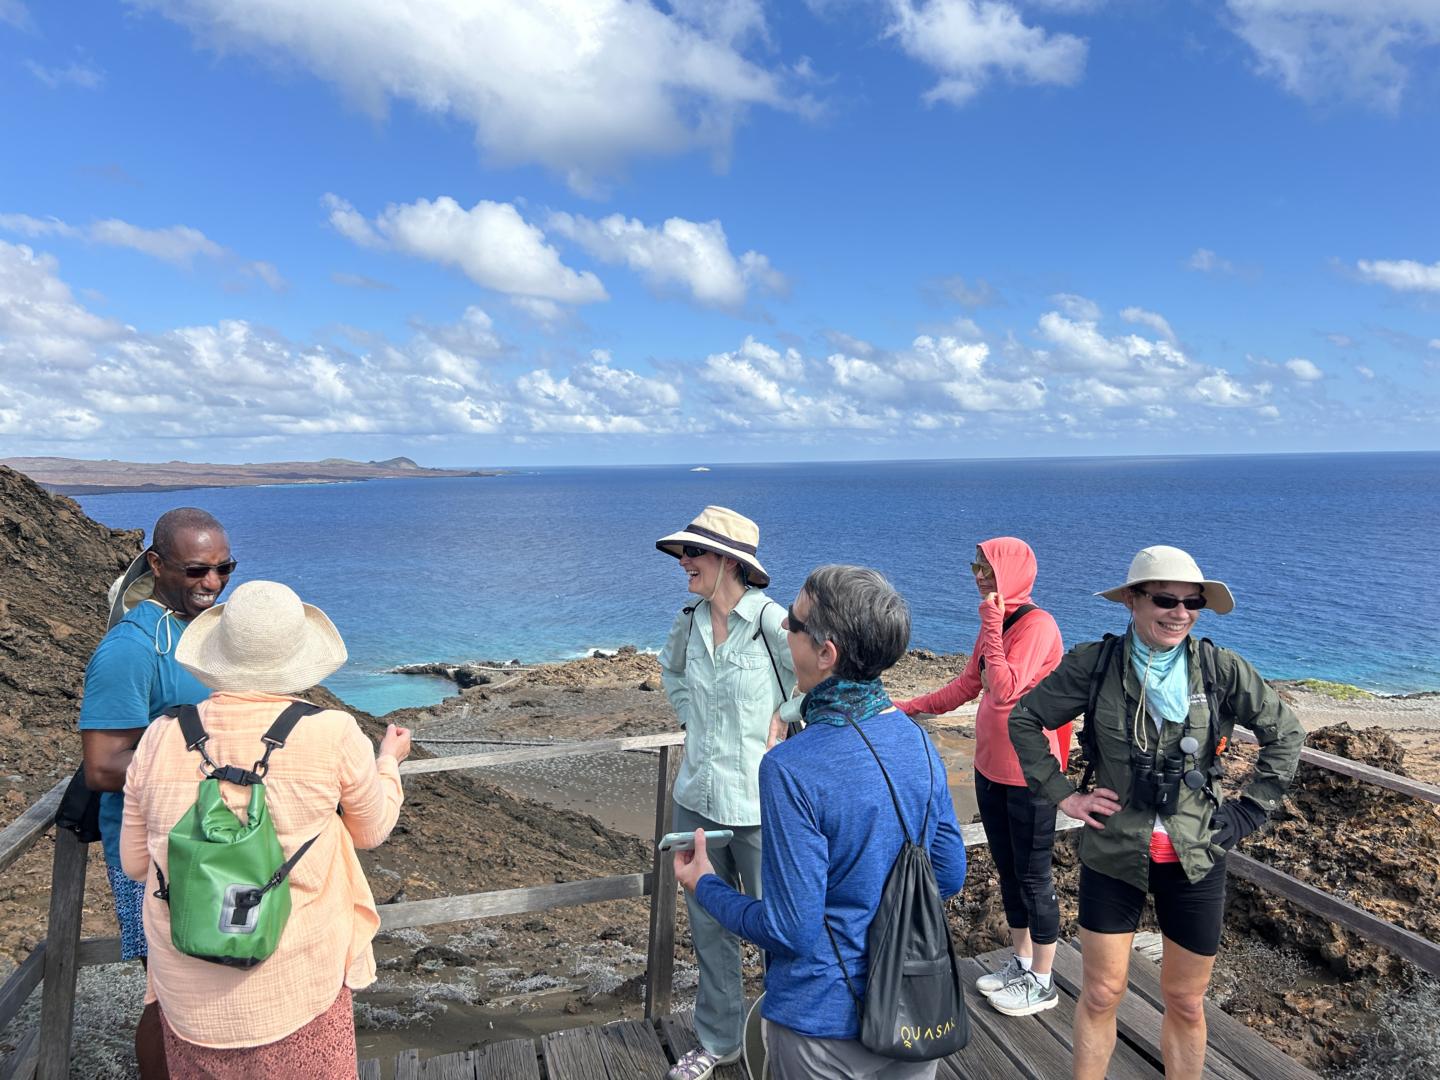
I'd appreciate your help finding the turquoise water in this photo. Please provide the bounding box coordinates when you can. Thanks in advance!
[76,452,1440,715]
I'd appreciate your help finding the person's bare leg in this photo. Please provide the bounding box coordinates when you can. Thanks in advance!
[1032,939,1057,977]
[1158,936,1216,1080]
[1072,929,1132,1080]
[135,1000,169,1080]
[1010,926,1033,961]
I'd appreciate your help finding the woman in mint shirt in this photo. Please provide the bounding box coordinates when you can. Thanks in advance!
[656,506,801,1080]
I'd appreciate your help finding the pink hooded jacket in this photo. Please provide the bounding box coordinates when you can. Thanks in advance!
[896,537,1069,786]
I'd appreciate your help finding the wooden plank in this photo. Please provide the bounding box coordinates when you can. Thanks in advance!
[357,1058,381,1080]
[657,1012,747,1080]
[0,946,44,1034]
[970,947,1160,1080]
[380,873,649,931]
[540,1025,608,1080]
[1229,852,1440,980]
[419,1050,476,1079]
[644,745,678,1019]
[76,937,121,968]
[0,778,68,875]
[395,1047,421,1080]
[938,995,1035,1080]
[474,1038,541,1080]
[1050,941,1250,1080]
[954,957,1061,1079]
[401,732,685,776]
[0,1028,39,1080]
[1115,936,1320,1080]
[597,1019,672,1079]
[35,829,87,1080]
[960,810,1083,848]
[1231,730,1440,805]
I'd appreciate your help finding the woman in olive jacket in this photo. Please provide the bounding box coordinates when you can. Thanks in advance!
[1009,546,1302,1080]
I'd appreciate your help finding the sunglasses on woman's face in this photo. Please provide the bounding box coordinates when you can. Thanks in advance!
[970,561,993,577]
[680,544,710,559]
[784,605,808,635]
[1141,590,1206,611]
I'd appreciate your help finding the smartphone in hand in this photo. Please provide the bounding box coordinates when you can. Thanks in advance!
[658,829,734,852]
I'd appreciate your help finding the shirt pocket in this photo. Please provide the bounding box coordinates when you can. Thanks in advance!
[724,649,777,713]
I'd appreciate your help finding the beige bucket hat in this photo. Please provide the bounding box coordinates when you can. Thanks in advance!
[1096,545,1235,615]
[175,580,348,694]
[656,506,770,587]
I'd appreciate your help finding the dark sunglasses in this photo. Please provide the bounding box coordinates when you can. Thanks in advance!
[680,544,711,559]
[783,604,808,635]
[970,561,993,576]
[157,554,237,578]
[1141,590,1205,611]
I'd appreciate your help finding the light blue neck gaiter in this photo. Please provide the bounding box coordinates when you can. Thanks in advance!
[1129,627,1190,725]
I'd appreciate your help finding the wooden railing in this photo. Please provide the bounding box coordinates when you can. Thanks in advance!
[3,726,1440,1079]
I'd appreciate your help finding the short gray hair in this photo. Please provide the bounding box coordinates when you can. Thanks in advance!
[798,564,910,681]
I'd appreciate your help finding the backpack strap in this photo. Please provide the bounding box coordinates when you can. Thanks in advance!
[1078,634,1122,793]
[1002,603,1037,634]
[980,603,1039,672]
[1197,638,1226,795]
[252,702,324,779]
[825,710,938,1011]
[752,601,787,699]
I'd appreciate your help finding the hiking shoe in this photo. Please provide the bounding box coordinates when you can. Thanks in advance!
[987,971,1060,1017]
[975,953,1026,996]
[668,1045,742,1080]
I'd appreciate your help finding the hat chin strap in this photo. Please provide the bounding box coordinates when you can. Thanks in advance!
[707,558,745,613]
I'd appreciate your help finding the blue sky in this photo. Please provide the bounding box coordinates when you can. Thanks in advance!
[1,0,1437,466]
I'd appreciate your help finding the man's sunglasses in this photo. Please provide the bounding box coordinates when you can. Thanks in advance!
[783,605,808,635]
[680,544,711,559]
[1140,590,1206,611]
[156,553,238,578]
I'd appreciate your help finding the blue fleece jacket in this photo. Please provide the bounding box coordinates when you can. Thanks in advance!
[696,708,967,1040]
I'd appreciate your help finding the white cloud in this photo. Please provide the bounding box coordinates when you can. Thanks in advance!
[1356,257,1440,294]
[0,241,126,369]
[1190,371,1270,408]
[0,0,31,29]
[1049,292,1100,321]
[547,211,785,309]
[1120,305,1176,343]
[1187,247,1237,275]
[331,271,394,291]
[130,0,806,193]
[1431,339,1440,350]
[25,59,104,89]
[325,194,607,304]
[1284,357,1323,381]
[1326,332,1355,348]
[0,212,282,287]
[886,0,1087,107]
[1226,1,1440,110]
[935,275,999,307]
[1355,364,1376,380]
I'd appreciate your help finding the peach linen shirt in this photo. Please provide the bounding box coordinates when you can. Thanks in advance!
[121,691,404,1049]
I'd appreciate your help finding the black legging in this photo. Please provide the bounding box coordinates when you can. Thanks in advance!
[974,769,1060,945]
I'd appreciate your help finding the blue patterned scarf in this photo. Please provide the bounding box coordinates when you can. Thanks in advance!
[800,676,895,728]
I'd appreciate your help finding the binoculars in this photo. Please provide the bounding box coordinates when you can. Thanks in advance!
[1128,748,1183,816]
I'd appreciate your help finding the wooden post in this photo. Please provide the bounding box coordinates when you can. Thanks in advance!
[644,744,678,1019]
[35,830,87,1080]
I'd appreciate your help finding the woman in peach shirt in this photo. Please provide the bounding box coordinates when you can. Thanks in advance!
[122,580,409,1077]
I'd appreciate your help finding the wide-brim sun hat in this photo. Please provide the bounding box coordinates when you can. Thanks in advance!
[175,580,348,694]
[1096,545,1235,615]
[656,505,770,588]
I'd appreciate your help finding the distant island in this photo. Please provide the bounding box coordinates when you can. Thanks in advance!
[1,455,501,495]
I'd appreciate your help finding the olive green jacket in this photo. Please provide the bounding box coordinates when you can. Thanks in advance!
[1009,634,1303,890]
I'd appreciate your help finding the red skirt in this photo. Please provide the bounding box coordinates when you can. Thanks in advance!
[159,986,357,1079]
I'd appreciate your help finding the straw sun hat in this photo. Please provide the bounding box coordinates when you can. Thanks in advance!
[175,580,348,694]
[1096,545,1235,615]
[656,505,770,588]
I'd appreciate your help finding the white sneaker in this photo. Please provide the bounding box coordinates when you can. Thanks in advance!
[668,1045,742,1080]
[988,970,1060,1017]
[975,954,1026,997]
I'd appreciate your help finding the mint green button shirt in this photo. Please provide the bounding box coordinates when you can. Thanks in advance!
[660,588,803,827]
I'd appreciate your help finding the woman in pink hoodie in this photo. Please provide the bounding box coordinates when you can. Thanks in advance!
[895,537,1068,1017]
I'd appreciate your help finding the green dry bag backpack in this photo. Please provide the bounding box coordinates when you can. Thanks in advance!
[153,701,321,968]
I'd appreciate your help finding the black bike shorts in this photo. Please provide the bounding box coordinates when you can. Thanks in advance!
[1077,858,1227,957]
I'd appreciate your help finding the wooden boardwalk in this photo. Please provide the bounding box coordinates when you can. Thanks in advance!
[356,941,1319,1080]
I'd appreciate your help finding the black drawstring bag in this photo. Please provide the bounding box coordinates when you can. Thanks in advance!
[54,765,103,844]
[826,713,970,1061]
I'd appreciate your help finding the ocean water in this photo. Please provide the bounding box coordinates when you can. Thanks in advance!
[75,452,1440,715]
